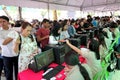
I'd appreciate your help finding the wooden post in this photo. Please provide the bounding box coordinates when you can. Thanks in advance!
[53,10,57,20]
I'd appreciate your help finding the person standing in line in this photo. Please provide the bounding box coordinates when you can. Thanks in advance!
[0,16,18,80]
[14,22,39,73]
[0,47,4,80]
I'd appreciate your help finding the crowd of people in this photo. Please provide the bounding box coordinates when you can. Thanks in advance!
[0,15,120,80]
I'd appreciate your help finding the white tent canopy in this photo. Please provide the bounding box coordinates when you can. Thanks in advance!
[0,0,120,11]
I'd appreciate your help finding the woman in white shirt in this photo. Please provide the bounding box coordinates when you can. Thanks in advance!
[98,32,108,61]
[64,50,92,80]
[60,20,70,39]
[109,22,119,39]
[65,39,102,77]
[111,43,120,80]
[49,22,64,45]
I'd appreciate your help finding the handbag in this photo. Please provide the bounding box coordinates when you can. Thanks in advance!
[28,57,40,72]
[28,48,54,73]
[28,53,44,73]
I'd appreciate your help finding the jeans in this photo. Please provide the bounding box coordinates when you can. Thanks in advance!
[3,56,18,80]
[0,54,3,80]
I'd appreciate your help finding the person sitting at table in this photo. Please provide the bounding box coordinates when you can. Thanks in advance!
[110,43,120,80]
[67,19,77,38]
[61,20,70,39]
[64,50,92,80]
[65,39,102,77]
[49,22,65,45]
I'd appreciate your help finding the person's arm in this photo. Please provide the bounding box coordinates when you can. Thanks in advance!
[36,35,49,42]
[2,31,18,45]
[99,45,105,61]
[36,29,49,42]
[68,26,74,37]
[66,40,82,55]
[14,37,20,53]
[0,39,4,46]
[2,37,13,45]
[49,36,58,44]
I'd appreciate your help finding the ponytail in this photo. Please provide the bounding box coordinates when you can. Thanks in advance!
[78,63,91,80]
[65,51,91,80]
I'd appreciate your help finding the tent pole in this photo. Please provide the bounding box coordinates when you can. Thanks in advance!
[47,0,50,19]
[18,6,22,20]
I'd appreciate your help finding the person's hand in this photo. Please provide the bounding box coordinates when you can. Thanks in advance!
[65,39,70,44]
[15,37,21,44]
[58,39,65,42]
[29,49,39,57]
[44,35,49,39]
[29,53,36,59]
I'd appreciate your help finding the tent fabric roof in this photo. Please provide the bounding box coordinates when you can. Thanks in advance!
[0,0,120,11]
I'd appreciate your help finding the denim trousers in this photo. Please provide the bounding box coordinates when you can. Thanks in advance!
[0,54,3,80]
[3,56,18,80]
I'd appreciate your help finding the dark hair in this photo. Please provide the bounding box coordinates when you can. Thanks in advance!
[98,33,107,48]
[87,15,92,18]
[51,22,61,36]
[59,19,62,22]
[21,22,32,29]
[83,23,90,28]
[102,31,109,39]
[109,22,118,28]
[116,20,120,25]
[70,19,75,25]
[14,20,23,27]
[65,51,91,80]
[42,19,49,24]
[61,19,68,31]
[94,29,99,38]
[89,39,100,59]
[0,15,9,22]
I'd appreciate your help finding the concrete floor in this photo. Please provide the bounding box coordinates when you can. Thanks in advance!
[1,76,5,80]
[1,72,5,80]
[1,71,15,80]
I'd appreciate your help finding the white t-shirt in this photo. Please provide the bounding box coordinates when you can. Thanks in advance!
[49,36,59,44]
[81,48,102,76]
[65,65,84,80]
[0,28,19,57]
[111,70,120,80]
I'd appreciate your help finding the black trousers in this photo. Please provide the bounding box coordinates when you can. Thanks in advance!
[3,56,18,80]
[0,55,3,80]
